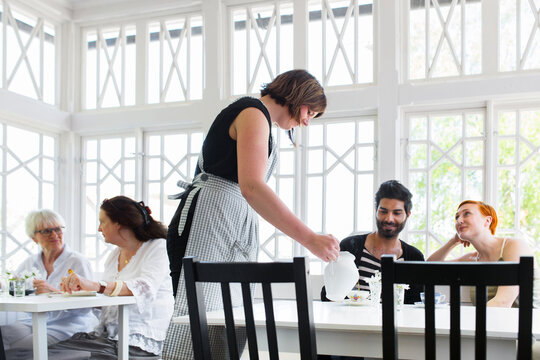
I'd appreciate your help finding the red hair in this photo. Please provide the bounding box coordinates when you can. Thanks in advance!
[457,200,498,235]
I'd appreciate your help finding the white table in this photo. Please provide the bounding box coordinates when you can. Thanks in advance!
[0,294,136,360]
[174,300,540,359]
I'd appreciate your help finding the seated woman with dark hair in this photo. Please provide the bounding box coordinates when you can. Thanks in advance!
[427,200,540,308]
[50,196,174,359]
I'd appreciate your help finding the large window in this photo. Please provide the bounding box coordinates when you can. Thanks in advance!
[81,135,137,270]
[229,2,294,95]
[0,1,56,104]
[147,14,204,104]
[81,130,203,272]
[407,0,482,80]
[259,117,377,274]
[405,109,485,257]
[145,130,204,224]
[83,25,137,109]
[495,106,540,260]
[500,0,540,71]
[304,117,376,273]
[405,104,540,262]
[308,0,374,86]
[0,123,58,272]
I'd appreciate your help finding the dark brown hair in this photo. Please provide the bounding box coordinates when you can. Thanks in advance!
[101,196,167,242]
[261,69,326,142]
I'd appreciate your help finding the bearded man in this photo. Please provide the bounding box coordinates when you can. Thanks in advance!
[321,180,424,304]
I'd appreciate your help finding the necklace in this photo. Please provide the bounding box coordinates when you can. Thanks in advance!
[121,242,142,266]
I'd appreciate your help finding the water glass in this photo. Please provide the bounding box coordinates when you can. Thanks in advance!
[0,275,8,297]
[368,281,381,307]
[12,279,26,297]
[394,285,405,310]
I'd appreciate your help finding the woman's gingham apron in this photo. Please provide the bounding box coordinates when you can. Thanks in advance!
[162,136,277,359]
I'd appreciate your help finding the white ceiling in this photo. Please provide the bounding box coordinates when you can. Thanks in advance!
[35,0,198,23]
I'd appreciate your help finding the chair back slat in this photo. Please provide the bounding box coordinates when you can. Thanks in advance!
[184,257,212,360]
[183,256,317,360]
[0,327,6,360]
[449,285,461,360]
[293,257,317,360]
[220,282,240,360]
[474,285,487,360]
[517,257,533,360]
[261,282,280,360]
[424,285,436,359]
[241,282,259,359]
[381,256,398,360]
[381,255,534,360]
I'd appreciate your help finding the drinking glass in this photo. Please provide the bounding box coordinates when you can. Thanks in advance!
[368,281,381,307]
[0,275,8,297]
[394,285,405,310]
[12,279,26,297]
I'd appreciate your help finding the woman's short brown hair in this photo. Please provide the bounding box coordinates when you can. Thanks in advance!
[261,69,326,123]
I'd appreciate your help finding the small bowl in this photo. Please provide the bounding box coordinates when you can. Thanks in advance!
[348,290,370,303]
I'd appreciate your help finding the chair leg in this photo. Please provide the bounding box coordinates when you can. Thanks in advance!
[0,327,6,360]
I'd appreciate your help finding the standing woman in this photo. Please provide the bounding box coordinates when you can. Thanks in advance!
[163,70,340,359]
[427,200,540,308]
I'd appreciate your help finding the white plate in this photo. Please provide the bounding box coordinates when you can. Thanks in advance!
[48,290,97,297]
[414,301,448,308]
[345,299,371,306]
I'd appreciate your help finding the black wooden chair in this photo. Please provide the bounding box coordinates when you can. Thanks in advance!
[381,255,533,360]
[184,256,317,360]
[0,327,5,360]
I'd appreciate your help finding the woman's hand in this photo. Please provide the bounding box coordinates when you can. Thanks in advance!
[60,272,96,294]
[33,279,59,294]
[304,233,340,262]
[453,233,471,247]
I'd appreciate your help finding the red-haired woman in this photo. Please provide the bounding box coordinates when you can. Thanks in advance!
[427,200,540,308]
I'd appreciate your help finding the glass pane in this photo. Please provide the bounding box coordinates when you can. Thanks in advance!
[308,0,374,86]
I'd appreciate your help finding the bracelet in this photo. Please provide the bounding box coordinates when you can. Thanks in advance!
[110,280,123,297]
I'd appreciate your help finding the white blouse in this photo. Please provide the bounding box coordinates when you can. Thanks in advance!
[94,238,174,355]
[16,245,99,338]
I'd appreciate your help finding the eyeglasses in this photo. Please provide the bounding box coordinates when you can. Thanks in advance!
[35,227,64,236]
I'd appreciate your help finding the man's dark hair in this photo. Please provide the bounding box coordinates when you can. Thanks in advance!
[374,180,413,214]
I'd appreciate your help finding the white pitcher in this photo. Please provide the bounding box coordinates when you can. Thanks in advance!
[323,251,359,302]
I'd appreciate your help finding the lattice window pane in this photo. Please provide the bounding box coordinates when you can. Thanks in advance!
[148,14,204,104]
[1,2,56,104]
[496,108,540,258]
[406,111,485,257]
[308,0,374,86]
[305,117,376,274]
[82,136,136,271]
[259,128,295,263]
[145,130,203,224]
[500,0,540,71]
[408,0,481,80]
[230,2,294,95]
[0,124,58,272]
[84,25,136,109]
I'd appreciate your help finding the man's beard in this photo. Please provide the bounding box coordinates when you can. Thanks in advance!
[376,218,407,238]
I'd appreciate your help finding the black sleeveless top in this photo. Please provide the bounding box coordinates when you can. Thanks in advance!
[195,97,273,183]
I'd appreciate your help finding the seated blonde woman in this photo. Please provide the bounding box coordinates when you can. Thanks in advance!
[1,209,97,350]
[427,200,540,308]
